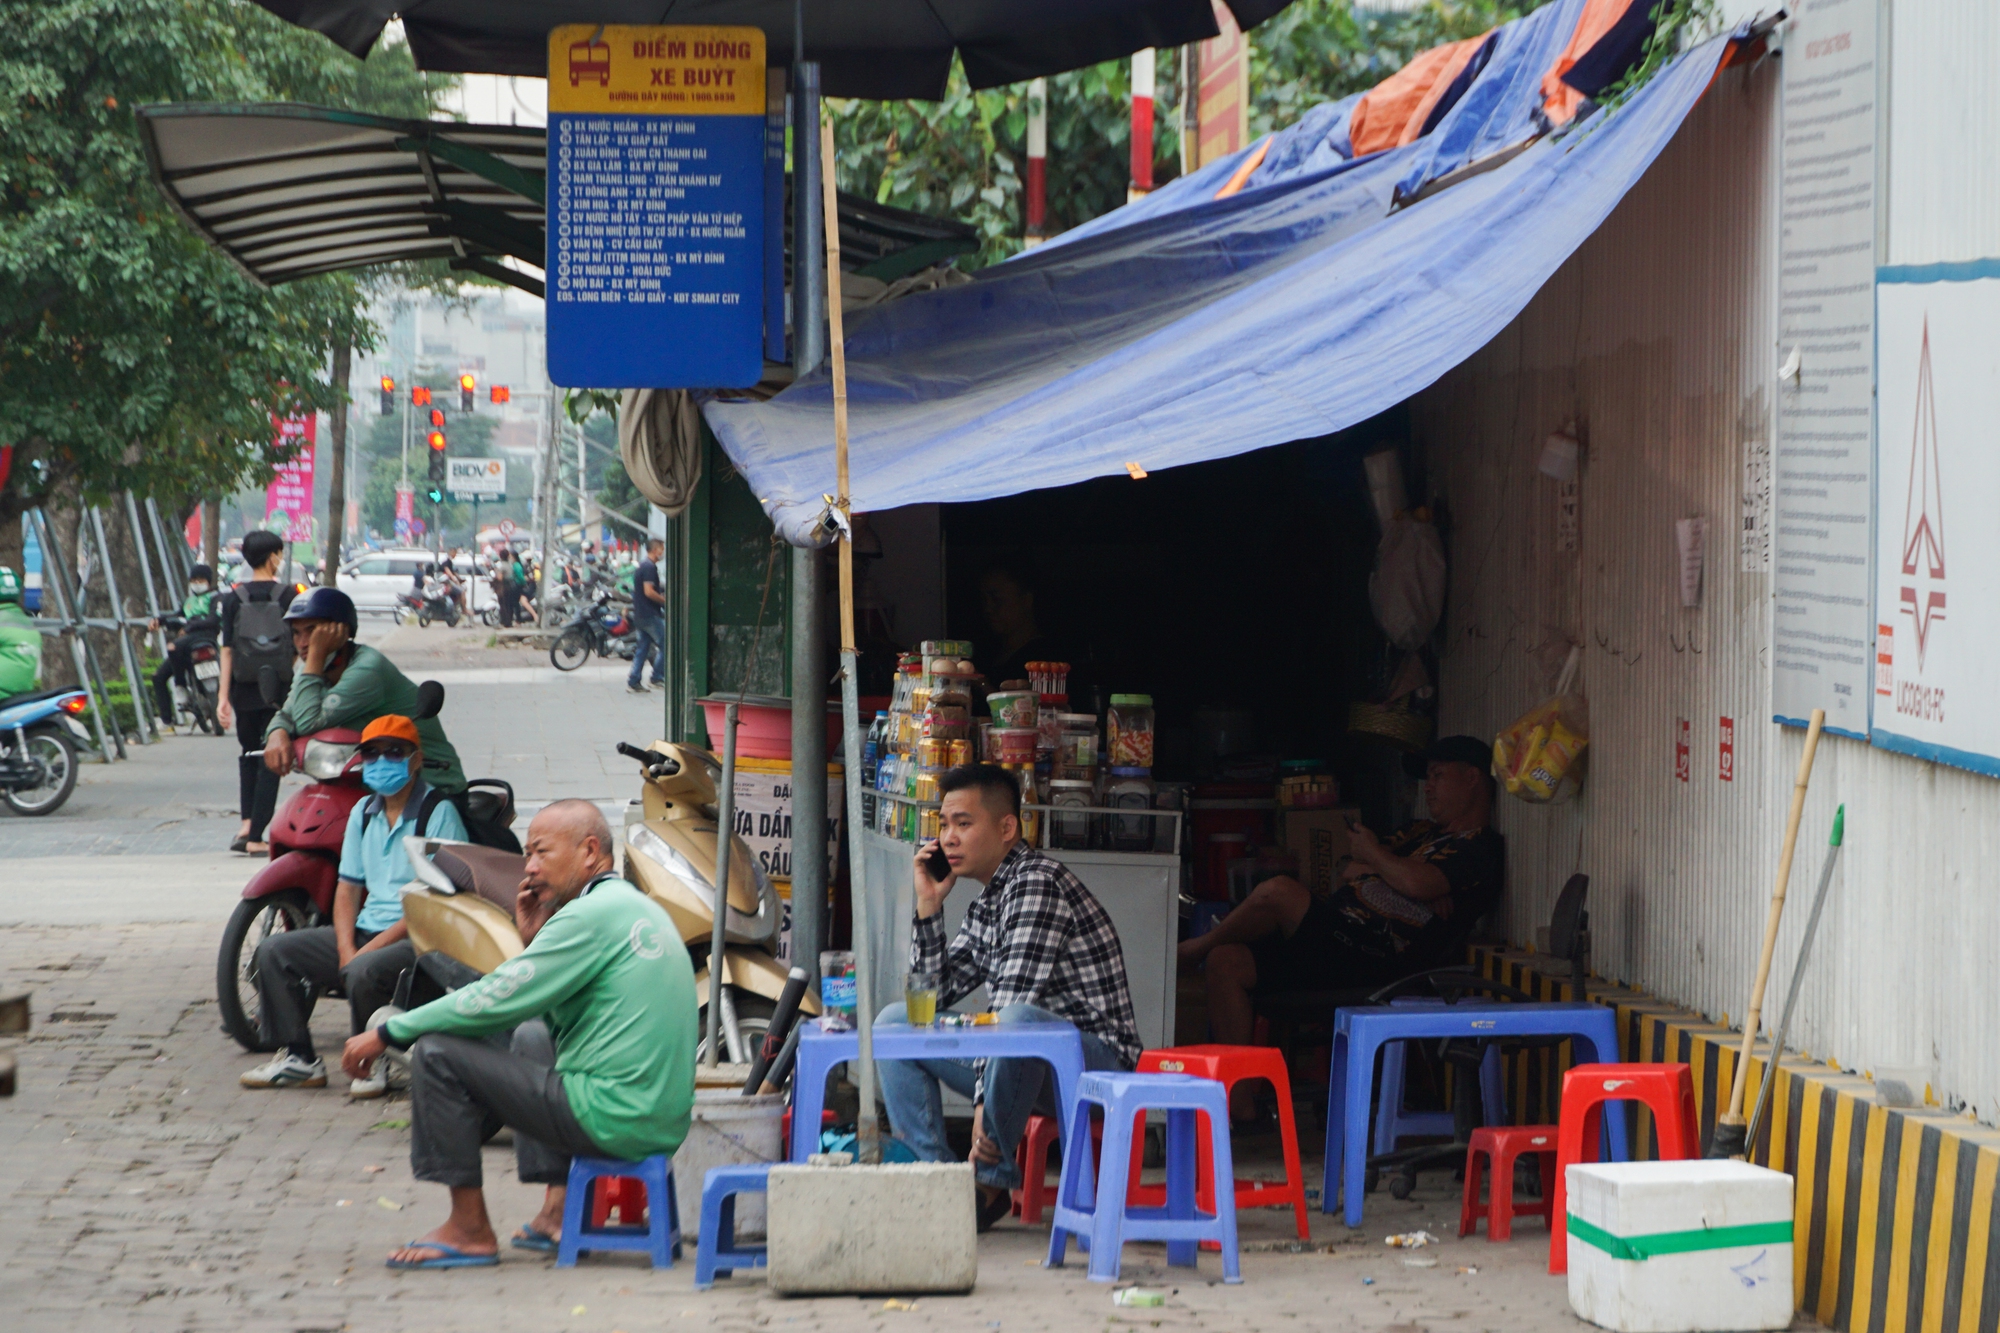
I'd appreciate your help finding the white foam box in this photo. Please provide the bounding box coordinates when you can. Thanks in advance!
[1566,1159,1795,1333]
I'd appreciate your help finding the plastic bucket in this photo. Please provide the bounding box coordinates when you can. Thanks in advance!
[673,1089,785,1236]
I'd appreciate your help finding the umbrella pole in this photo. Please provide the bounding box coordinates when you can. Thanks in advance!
[820,116,878,1164]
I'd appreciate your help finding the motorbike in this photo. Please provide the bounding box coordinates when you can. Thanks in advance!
[396,738,812,1062]
[214,679,517,1051]
[548,587,637,671]
[411,579,462,629]
[0,686,93,815]
[157,612,221,734]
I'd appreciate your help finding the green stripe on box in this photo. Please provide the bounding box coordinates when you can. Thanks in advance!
[1567,1214,1794,1261]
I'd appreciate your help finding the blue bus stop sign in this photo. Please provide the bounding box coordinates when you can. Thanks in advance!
[547,26,767,389]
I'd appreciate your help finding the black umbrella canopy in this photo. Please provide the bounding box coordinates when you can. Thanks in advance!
[253,0,1293,100]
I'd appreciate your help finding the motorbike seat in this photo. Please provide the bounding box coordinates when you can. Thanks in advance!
[0,686,77,712]
[429,843,527,914]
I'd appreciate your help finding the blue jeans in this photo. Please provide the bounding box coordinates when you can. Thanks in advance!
[628,619,664,688]
[875,1001,1128,1192]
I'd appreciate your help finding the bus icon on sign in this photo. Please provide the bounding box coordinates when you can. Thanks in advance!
[568,39,611,87]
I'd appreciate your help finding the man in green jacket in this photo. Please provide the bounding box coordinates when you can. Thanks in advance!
[342,799,698,1270]
[0,566,42,700]
[262,587,466,793]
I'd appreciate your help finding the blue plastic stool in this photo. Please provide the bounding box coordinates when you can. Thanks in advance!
[1372,1040,1507,1154]
[696,1163,771,1289]
[557,1155,682,1269]
[1046,1072,1241,1284]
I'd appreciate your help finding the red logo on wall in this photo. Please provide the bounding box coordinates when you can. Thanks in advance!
[1899,320,1946,667]
[1718,716,1734,782]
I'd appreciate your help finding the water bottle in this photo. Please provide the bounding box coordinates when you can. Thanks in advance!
[860,710,887,826]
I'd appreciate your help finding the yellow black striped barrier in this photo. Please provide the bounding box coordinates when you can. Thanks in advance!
[1470,944,2000,1333]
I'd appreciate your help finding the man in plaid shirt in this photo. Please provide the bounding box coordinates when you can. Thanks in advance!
[879,764,1140,1230]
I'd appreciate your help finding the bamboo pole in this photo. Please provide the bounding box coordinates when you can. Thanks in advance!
[820,116,879,1165]
[1713,707,1824,1155]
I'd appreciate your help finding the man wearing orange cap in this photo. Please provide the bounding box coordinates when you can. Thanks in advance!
[240,714,468,1095]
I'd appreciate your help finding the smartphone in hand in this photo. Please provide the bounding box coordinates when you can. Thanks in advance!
[923,842,951,882]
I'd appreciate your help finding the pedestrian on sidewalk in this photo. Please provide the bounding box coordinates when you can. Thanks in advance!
[492,545,516,629]
[239,714,467,1095]
[341,800,697,1270]
[214,531,295,854]
[627,538,665,694]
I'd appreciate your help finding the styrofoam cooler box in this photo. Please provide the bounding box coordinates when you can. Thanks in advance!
[1566,1160,1795,1333]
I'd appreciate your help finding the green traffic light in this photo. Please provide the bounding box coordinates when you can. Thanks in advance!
[425,487,444,504]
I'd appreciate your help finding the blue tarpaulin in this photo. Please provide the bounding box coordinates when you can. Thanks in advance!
[706,17,1749,545]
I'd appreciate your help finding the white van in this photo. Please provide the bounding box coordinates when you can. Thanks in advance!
[339,549,496,620]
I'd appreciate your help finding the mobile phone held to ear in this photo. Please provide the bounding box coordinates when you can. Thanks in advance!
[924,843,951,882]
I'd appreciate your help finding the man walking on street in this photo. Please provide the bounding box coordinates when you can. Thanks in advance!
[215,531,295,854]
[628,537,666,695]
[240,714,467,1095]
[341,800,698,1269]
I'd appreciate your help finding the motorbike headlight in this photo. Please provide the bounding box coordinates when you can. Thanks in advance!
[301,739,357,780]
[626,822,713,898]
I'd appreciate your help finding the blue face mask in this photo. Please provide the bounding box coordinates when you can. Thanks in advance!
[361,756,413,795]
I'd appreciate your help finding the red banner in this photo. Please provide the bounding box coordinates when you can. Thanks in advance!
[265,414,317,543]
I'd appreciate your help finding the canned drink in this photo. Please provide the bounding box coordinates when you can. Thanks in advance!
[919,738,951,769]
[948,739,973,767]
[918,808,942,840]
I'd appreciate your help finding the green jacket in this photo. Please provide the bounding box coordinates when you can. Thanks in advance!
[0,602,42,700]
[265,642,466,792]
[385,878,698,1161]
[181,589,216,621]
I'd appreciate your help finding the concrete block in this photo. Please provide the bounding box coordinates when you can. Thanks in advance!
[766,1161,977,1295]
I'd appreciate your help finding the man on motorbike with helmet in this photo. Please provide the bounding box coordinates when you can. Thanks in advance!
[241,714,469,1094]
[262,586,466,794]
[149,563,219,727]
[0,566,41,701]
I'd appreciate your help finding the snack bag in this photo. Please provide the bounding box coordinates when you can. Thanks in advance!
[1493,650,1588,802]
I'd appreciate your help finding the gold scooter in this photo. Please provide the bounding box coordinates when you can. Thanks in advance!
[398,739,813,1061]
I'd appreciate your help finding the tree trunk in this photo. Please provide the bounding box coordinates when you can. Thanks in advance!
[323,340,350,587]
[202,498,220,569]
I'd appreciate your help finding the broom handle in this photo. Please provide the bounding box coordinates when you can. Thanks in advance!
[1722,707,1824,1123]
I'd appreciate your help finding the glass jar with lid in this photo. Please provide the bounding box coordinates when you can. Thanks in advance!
[1107,694,1156,769]
[1047,779,1095,849]
[1105,767,1156,851]
[1054,713,1100,779]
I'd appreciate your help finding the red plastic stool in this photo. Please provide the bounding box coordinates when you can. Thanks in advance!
[1013,1113,1105,1223]
[1549,1063,1699,1274]
[1127,1045,1310,1242]
[591,1174,647,1226]
[1459,1125,1557,1241]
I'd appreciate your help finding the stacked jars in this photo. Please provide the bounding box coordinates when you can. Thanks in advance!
[1105,695,1157,852]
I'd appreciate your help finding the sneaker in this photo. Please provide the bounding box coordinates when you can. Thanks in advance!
[626,685,649,695]
[347,1069,389,1099]
[239,1052,326,1089]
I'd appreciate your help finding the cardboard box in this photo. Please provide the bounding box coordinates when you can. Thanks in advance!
[1284,806,1360,894]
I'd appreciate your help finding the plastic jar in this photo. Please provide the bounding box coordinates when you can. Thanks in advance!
[987,689,1038,730]
[1048,780,1095,849]
[1106,767,1156,852]
[989,727,1038,764]
[1055,713,1100,778]
[1107,694,1156,769]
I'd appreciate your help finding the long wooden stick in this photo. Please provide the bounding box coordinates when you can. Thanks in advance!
[1721,707,1825,1128]
[820,119,854,655]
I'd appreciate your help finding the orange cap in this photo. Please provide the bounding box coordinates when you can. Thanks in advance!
[359,714,421,748]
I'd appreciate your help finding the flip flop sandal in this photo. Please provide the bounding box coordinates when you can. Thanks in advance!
[385,1241,500,1270]
[509,1226,558,1253]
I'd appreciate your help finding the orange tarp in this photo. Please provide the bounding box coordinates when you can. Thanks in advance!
[1540,0,1642,126]
[1346,32,1492,157]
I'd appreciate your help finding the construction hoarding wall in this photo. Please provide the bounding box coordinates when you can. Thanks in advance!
[1417,50,2000,1135]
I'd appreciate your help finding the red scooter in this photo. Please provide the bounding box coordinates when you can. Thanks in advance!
[215,722,366,1050]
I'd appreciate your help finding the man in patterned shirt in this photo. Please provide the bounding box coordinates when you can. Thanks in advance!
[879,764,1140,1231]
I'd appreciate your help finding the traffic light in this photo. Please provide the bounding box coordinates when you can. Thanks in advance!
[429,408,446,429]
[490,385,511,405]
[427,429,447,487]
[459,373,476,413]
[424,484,445,505]
[411,386,432,407]
[379,375,395,415]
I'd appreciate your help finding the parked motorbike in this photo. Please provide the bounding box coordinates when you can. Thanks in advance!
[0,686,92,815]
[158,611,221,734]
[396,738,812,1062]
[548,588,637,671]
[214,678,512,1051]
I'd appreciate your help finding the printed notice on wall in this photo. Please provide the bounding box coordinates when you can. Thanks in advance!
[545,26,766,389]
[1771,0,1877,738]
[1871,273,2000,776]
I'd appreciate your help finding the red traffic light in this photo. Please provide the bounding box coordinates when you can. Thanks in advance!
[458,373,475,391]
[429,408,446,428]
[380,375,394,393]
[427,430,447,451]
[490,385,511,404]
[412,386,432,406]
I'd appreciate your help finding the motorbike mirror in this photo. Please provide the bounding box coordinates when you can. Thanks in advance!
[415,679,446,720]
[257,664,283,707]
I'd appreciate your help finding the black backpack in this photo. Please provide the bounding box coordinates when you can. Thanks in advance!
[232,583,293,687]
[361,779,522,855]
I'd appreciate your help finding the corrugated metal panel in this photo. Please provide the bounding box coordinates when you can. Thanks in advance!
[1884,0,2000,265]
[1420,51,2000,1126]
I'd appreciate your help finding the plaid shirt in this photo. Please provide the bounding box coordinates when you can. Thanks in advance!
[911,841,1142,1068]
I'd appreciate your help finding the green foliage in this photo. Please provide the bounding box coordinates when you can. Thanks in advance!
[0,1,456,528]
[1590,0,1728,109]
[828,0,1548,265]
